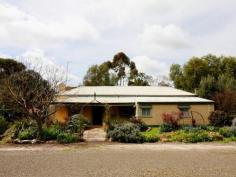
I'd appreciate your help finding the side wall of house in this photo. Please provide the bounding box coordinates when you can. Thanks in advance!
[139,104,214,125]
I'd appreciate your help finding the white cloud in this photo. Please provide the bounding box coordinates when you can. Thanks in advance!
[0,52,11,58]
[1,0,236,84]
[0,3,99,49]
[139,24,190,49]
[132,55,169,76]
[12,49,80,86]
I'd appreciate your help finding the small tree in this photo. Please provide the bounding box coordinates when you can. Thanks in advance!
[0,70,59,139]
[208,89,236,126]
[213,89,236,115]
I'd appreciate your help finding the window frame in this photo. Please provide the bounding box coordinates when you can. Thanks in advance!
[178,105,191,118]
[140,105,152,118]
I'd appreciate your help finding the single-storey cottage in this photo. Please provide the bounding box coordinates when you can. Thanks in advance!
[52,86,214,126]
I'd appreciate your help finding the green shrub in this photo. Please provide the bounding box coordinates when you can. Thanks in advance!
[223,137,236,143]
[107,123,144,143]
[56,133,79,144]
[17,128,37,140]
[170,130,212,143]
[219,127,236,138]
[219,127,232,137]
[0,116,8,135]
[107,119,129,131]
[181,126,202,133]
[188,131,211,143]
[160,124,177,133]
[1,120,37,142]
[143,134,159,143]
[230,127,236,136]
[130,117,148,131]
[12,119,37,139]
[181,125,219,133]
[204,126,219,132]
[66,114,90,135]
[42,125,61,141]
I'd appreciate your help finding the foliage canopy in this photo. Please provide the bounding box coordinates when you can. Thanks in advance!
[83,52,151,86]
[169,54,236,98]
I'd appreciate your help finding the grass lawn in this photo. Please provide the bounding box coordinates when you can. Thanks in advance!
[140,127,161,142]
[141,127,160,136]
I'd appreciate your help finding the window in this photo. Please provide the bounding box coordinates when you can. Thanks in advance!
[142,108,151,117]
[140,105,152,117]
[178,105,191,118]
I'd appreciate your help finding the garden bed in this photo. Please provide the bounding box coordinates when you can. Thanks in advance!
[141,126,236,143]
[0,114,89,144]
[106,118,236,144]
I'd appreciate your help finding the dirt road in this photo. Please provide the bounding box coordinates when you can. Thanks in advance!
[0,143,236,177]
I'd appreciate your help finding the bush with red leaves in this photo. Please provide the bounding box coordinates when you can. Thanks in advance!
[162,112,182,127]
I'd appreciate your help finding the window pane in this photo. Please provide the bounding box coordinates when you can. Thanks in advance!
[178,104,190,118]
[182,111,190,118]
[142,108,151,117]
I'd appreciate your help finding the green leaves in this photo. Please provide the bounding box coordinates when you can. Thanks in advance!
[83,52,151,86]
[169,54,236,98]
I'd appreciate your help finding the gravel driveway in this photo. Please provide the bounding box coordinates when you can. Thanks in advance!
[0,143,236,177]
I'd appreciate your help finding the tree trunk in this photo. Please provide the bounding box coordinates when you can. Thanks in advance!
[36,118,43,140]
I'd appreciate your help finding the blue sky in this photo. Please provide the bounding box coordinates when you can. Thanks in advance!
[0,0,236,85]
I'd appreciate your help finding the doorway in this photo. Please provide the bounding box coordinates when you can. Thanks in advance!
[92,106,104,125]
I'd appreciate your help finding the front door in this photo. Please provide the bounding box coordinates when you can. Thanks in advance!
[92,106,104,125]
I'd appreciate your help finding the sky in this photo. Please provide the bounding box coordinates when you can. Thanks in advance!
[0,0,236,85]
